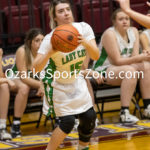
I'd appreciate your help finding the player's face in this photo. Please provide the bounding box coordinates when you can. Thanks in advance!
[54,3,74,25]
[114,11,130,31]
[31,34,44,53]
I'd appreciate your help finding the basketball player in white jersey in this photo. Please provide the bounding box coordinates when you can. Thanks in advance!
[93,9,150,123]
[32,0,100,150]
[0,48,15,140]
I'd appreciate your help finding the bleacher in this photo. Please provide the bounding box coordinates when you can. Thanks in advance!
[0,0,148,54]
[0,0,51,54]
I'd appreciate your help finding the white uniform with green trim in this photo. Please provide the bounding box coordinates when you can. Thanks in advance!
[143,29,150,46]
[93,27,136,72]
[38,22,94,117]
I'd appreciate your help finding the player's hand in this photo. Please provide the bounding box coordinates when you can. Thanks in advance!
[7,79,16,89]
[93,72,106,84]
[143,49,150,55]
[115,0,131,13]
[147,1,150,7]
[140,52,150,61]
[0,78,16,89]
[78,34,86,43]
[77,34,89,47]
[88,70,106,84]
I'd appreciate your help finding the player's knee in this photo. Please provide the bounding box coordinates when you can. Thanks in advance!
[78,108,96,142]
[0,83,9,89]
[18,83,30,96]
[80,108,96,127]
[59,115,76,134]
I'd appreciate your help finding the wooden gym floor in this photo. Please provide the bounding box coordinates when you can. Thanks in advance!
[1,101,150,150]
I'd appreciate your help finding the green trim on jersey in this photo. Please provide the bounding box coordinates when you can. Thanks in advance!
[81,147,89,150]
[121,48,132,55]
[43,58,56,117]
[93,47,107,71]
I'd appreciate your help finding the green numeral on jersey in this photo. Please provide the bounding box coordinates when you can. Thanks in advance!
[70,61,83,76]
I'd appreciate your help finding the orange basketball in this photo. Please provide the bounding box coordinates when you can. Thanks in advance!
[51,24,79,53]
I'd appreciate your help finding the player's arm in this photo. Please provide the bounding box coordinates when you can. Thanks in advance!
[126,10,150,29]
[140,32,150,51]
[131,27,140,56]
[32,34,57,73]
[78,22,100,61]
[82,52,90,69]
[102,30,150,65]
[78,36,99,61]
[32,48,56,73]
[83,39,100,61]
[116,0,150,28]
[0,48,4,77]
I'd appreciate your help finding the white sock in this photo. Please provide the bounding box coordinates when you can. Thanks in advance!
[13,120,21,125]
[0,119,6,129]
[78,144,89,150]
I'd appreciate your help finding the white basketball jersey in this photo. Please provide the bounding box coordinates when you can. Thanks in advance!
[93,27,136,73]
[38,22,95,117]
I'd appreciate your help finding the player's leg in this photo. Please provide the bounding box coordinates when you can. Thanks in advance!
[47,115,76,150]
[132,62,150,118]
[78,107,96,150]
[106,65,139,123]
[10,79,30,138]
[0,83,12,140]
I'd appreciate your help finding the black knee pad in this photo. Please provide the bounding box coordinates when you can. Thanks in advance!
[59,115,76,134]
[78,107,96,142]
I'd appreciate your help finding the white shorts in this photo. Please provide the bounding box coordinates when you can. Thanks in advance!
[42,76,93,117]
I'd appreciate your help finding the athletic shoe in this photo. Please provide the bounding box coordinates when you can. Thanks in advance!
[120,109,139,123]
[143,104,150,118]
[0,128,12,140]
[11,124,21,138]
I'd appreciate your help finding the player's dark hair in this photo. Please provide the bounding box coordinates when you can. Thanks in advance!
[24,28,44,68]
